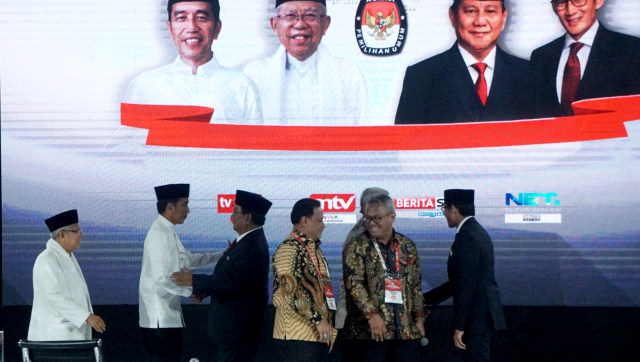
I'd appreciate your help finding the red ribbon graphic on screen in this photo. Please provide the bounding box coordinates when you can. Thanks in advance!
[121,95,640,151]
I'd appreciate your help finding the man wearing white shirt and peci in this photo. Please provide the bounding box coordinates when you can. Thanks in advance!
[28,209,106,341]
[139,183,222,362]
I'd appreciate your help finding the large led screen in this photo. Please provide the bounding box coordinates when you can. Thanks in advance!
[2,0,640,307]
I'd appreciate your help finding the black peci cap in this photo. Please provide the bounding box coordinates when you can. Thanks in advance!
[235,190,272,216]
[45,209,79,232]
[155,184,190,200]
[443,189,475,208]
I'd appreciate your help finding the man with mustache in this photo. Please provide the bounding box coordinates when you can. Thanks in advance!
[243,0,369,126]
[28,210,106,341]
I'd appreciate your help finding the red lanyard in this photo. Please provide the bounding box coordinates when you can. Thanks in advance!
[290,231,330,279]
[372,239,400,273]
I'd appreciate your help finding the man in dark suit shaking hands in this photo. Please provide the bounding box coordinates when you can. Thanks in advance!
[172,190,272,362]
[530,0,640,117]
[424,189,506,361]
[395,0,534,124]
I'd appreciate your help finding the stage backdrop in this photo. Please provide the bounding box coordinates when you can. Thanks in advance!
[2,0,640,306]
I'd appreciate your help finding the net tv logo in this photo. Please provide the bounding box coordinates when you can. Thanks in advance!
[505,193,560,206]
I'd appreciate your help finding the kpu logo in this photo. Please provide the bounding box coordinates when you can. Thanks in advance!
[310,194,356,212]
[217,194,236,213]
[505,193,560,206]
[355,0,407,56]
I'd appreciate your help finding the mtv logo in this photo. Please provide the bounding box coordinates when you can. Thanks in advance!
[310,194,357,212]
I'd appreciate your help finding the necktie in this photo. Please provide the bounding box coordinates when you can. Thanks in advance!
[472,62,488,106]
[561,42,584,115]
[227,238,237,250]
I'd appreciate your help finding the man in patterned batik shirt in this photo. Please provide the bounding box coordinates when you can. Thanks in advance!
[272,198,338,362]
[343,194,426,362]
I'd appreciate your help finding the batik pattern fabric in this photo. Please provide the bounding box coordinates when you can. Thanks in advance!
[272,229,337,342]
[343,230,426,340]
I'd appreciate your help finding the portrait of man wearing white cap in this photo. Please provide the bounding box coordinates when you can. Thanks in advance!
[243,0,369,126]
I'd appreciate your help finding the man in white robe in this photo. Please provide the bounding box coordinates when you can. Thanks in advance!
[243,0,369,126]
[139,183,222,362]
[28,209,106,341]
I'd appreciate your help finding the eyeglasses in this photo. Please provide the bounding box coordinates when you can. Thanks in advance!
[362,213,392,224]
[440,205,450,212]
[277,13,324,25]
[63,229,82,234]
[551,0,588,11]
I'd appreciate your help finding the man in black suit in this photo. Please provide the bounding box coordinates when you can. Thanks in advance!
[172,190,272,362]
[424,189,506,361]
[531,0,640,117]
[395,0,534,124]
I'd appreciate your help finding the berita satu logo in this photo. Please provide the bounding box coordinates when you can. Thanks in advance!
[355,0,407,56]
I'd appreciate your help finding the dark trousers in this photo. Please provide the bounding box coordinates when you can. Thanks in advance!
[275,339,330,362]
[210,331,260,362]
[141,327,182,362]
[462,331,495,362]
[348,339,421,362]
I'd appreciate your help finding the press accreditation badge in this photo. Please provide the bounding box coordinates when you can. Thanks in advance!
[324,285,337,310]
[384,278,403,304]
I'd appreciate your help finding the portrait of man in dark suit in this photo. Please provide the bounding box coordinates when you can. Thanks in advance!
[530,0,640,117]
[424,189,506,361]
[395,0,534,124]
[171,190,272,362]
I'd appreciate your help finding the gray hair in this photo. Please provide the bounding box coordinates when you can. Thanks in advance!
[365,194,395,214]
[360,187,389,212]
[50,227,65,240]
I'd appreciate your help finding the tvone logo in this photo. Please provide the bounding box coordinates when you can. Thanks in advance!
[310,194,356,212]
[217,194,236,213]
[505,193,560,206]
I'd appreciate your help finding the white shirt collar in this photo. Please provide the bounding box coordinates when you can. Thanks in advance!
[458,44,497,70]
[172,52,220,76]
[157,214,176,230]
[286,50,318,72]
[456,216,474,234]
[47,237,73,257]
[236,226,262,243]
[564,20,599,48]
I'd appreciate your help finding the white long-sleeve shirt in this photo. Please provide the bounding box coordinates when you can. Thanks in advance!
[139,215,222,328]
[243,45,369,126]
[125,54,262,124]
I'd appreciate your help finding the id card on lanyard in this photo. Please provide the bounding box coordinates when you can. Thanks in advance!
[372,239,403,304]
[291,231,337,310]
